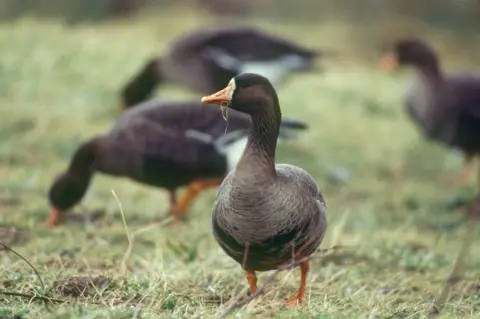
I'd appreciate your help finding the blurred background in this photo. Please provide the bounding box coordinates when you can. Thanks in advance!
[2,0,480,30]
[0,1,479,241]
[1,1,480,317]
[0,0,479,63]
[1,0,479,246]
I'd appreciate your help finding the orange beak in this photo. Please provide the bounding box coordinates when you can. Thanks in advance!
[201,82,234,105]
[46,207,63,229]
[378,53,399,71]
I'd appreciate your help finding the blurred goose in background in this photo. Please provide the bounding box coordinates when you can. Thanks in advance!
[46,99,308,229]
[380,38,480,185]
[201,73,327,306]
[120,26,328,111]
[198,0,251,17]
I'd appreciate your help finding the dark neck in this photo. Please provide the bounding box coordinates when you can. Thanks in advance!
[121,58,162,108]
[236,104,281,179]
[414,56,443,82]
[68,138,100,177]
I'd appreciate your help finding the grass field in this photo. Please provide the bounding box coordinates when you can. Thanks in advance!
[1,5,480,318]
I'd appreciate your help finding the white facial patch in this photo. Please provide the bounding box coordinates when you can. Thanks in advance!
[228,78,236,100]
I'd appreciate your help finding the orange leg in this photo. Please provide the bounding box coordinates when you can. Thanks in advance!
[170,178,223,224]
[46,207,63,229]
[242,243,250,269]
[284,261,309,307]
[245,270,257,294]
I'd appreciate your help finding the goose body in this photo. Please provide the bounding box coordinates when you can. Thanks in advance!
[121,26,323,109]
[201,73,327,305]
[404,72,480,149]
[46,99,308,228]
[213,163,327,271]
[381,39,480,183]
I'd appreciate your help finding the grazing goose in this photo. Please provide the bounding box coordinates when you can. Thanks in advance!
[201,73,327,306]
[380,38,480,184]
[120,26,326,111]
[46,99,308,229]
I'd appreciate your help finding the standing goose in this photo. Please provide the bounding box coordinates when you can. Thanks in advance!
[46,99,308,229]
[379,38,480,184]
[120,26,326,111]
[201,73,327,305]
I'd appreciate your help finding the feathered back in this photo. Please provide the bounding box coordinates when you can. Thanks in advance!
[169,27,319,62]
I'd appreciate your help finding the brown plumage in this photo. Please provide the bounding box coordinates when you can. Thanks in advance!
[379,38,480,184]
[201,73,327,306]
[46,99,309,229]
[120,26,325,110]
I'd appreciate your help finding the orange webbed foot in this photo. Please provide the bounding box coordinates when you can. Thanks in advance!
[46,207,63,229]
[282,261,309,308]
[283,296,303,307]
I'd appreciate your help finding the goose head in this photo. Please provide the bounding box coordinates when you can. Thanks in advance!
[200,73,279,117]
[379,38,440,74]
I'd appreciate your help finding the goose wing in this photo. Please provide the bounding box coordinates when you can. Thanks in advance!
[200,27,319,62]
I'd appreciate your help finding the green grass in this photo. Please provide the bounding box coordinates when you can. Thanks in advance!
[1,5,480,318]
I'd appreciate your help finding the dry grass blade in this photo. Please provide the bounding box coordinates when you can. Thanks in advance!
[220,245,347,319]
[0,227,28,250]
[0,242,44,291]
[0,291,67,304]
[220,102,230,134]
[111,189,133,276]
[131,217,174,237]
[429,198,479,318]
[132,306,142,319]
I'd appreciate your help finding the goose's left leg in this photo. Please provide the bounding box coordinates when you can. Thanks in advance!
[284,261,309,307]
[171,178,224,224]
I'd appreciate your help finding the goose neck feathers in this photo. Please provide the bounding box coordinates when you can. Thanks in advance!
[67,138,101,175]
[48,137,101,211]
